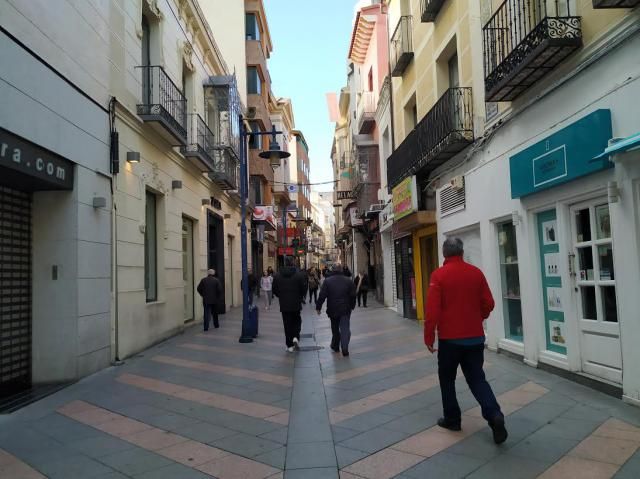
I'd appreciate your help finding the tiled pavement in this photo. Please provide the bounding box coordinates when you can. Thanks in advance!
[2,300,640,478]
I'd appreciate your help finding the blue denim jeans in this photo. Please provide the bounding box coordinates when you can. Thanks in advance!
[203,303,219,330]
[437,340,502,423]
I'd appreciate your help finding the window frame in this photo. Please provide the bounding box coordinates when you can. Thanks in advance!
[145,190,158,302]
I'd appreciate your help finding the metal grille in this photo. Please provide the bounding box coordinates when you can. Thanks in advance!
[440,182,466,217]
[0,186,32,394]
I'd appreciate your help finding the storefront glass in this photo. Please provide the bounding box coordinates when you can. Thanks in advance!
[497,221,523,341]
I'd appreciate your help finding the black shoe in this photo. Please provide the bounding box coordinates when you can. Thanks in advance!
[437,417,461,431]
[330,345,340,353]
[342,351,349,357]
[489,416,508,444]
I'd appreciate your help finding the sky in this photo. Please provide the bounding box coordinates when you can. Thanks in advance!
[264,0,360,192]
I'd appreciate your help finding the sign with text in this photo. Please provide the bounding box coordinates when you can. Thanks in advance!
[0,127,74,190]
[349,207,363,226]
[336,190,356,200]
[392,176,418,221]
[510,109,612,198]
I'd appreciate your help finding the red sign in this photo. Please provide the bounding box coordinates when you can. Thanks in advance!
[278,247,294,255]
[278,227,297,237]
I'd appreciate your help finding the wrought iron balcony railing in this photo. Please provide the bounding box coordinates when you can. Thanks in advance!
[390,16,414,77]
[483,1,582,102]
[357,91,377,134]
[421,0,446,22]
[353,146,380,196]
[136,65,187,144]
[209,149,239,191]
[387,87,473,188]
[181,114,216,172]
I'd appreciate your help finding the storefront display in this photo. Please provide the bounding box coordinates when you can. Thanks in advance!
[497,221,523,341]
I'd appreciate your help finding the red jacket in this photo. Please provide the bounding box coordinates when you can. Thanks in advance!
[424,256,495,347]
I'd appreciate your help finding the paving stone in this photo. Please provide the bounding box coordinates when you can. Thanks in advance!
[172,421,236,444]
[508,432,579,462]
[339,427,409,453]
[401,451,487,478]
[213,432,283,458]
[336,410,397,432]
[285,441,337,469]
[132,462,212,478]
[35,454,116,479]
[466,453,552,479]
[99,448,173,476]
[254,446,287,469]
[331,425,361,443]
[31,413,103,443]
[67,435,136,458]
[259,427,289,445]
[283,467,339,478]
[335,445,370,468]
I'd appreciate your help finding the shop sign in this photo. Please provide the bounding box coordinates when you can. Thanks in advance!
[510,109,613,198]
[278,247,294,255]
[392,176,418,221]
[349,207,363,226]
[379,202,394,232]
[252,205,276,230]
[537,209,567,355]
[0,127,74,190]
[336,190,355,200]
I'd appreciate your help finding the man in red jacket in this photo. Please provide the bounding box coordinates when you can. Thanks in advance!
[425,237,507,444]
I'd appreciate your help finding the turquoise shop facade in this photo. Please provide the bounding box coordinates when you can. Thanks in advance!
[433,30,640,406]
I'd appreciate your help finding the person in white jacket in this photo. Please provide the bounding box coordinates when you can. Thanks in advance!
[261,271,273,310]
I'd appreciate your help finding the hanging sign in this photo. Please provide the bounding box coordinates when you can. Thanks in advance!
[392,176,418,221]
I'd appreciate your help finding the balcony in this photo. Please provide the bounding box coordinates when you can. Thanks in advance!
[353,146,380,196]
[390,16,413,77]
[387,87,473,188]
[181,114,215,172]
[136,65,187,145]
[592,0,639,7]
[357,91,377,134]
[420,0,446,22]
[483,2,582,102]
[209,149,239,191]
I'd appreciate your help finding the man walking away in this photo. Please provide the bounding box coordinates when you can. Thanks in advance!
[273,258,306,352]
[308,267,320,305]
[354,271,369,307]
[197,269,222,331]
[425,237,507,444]
[316,264,356,357]
[261,271,273,311]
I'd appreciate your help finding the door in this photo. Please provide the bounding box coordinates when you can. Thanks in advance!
[571,200,622,383]
[207,212,226,311]
[227,235,234,307]
[182,217,194,322]
[420,234,438,309]
[0,186,32,396]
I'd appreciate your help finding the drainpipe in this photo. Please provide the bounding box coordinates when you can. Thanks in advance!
[109,97,123,365]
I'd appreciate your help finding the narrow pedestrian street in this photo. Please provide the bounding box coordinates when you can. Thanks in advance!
[2,302,640,479]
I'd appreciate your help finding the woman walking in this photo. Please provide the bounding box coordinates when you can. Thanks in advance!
[261,270,273,310]
[308,267,320,305]
[354,270,369,307]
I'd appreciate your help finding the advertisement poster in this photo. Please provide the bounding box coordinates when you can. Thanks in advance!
[392,176,418,221]
[252,205,276,230]
[537,209,567,354]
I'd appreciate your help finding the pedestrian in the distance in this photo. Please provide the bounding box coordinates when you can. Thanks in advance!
[343,266,352,278]
[197,269,222,331]
[354,270,369,307]
[272,258,306,352]
[316,264,356,357]
[308,267,320,305]
[425,237,507,444]
[261,271,273,311]
[241,270,258,304]
[267,266,274,277]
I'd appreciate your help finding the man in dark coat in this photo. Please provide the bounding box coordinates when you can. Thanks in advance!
[354,271,369,307]
[316,264,356,356]
[197,269,222,331]
[272,259,307,352]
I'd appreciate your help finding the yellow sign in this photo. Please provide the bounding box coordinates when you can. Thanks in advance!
[392,176,417,220]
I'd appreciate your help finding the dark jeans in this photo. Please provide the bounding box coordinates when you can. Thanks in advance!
[357,289,368,307]
[329,314,351,352]
[203,303,219,330]
[437,341,502,423]
[281,311,302,347]
[309,288,318,303]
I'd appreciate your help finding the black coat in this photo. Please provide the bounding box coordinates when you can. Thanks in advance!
[272,267,306,312]
[197,275,222,304]
[355,274,369,291]
[316,273,356,318]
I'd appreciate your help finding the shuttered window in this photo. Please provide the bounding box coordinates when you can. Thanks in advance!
[440,181,466,216]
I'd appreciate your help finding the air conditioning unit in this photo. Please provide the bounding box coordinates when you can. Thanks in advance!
[246,107,257,119]
[450,175,465,191]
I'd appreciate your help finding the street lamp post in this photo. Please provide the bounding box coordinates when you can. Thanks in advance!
[239,120,290,344]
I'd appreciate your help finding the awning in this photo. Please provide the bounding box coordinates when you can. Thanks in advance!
[593,132,640,159]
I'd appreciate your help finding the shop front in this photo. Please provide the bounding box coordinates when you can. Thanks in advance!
[379,202,395,309]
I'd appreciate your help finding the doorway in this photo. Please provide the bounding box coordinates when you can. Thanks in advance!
[419,234,438,309]
[207,212,226,312]
[182,217,194,322]
[570,200,621,383]
[227,235,234,307]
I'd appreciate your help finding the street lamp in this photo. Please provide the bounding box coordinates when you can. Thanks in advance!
[239,118,291,344]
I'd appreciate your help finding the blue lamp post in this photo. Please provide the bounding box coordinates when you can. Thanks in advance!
[239,122,290,343]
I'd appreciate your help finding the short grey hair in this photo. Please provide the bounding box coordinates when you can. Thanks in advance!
[331,263,344,273]
[443,237,464,258]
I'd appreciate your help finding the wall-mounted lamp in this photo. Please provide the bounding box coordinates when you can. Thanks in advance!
[126,151,140,163]
[172,180,183,190]
[201,198,211,206]
[93,196,107,209]
[608,181,620,204]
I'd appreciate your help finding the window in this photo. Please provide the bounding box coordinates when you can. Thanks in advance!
[248,121,262,149]
[247,66,261,95]
[498,221,523,341]
[245,13,260,41]
[145,191,158,302]
[404,95,418,132]
[250,176,262,204]
[448,53,459,88]
[368,68,374,92]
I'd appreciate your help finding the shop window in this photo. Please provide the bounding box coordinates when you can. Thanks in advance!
[145,191,158,302]
[497,221,523,341]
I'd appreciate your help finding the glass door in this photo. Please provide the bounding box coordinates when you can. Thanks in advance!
[497,221,523,341]
[571,201,621,383]
[182,217,194,322]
